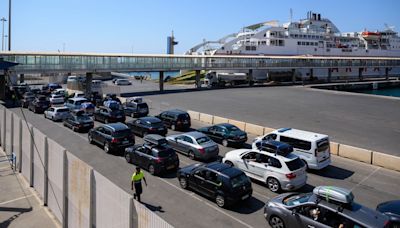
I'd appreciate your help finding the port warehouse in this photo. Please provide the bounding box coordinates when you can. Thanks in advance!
[0,105,173,228]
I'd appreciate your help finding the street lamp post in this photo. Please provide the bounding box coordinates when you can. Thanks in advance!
[1,17,7,51]
[8,0,12,51]
[4,35,8,50]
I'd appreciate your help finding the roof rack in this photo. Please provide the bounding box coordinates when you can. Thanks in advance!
[313,186,354,205]
[277,128,292,133]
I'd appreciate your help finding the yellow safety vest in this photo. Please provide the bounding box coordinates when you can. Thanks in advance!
[131,171,144,183]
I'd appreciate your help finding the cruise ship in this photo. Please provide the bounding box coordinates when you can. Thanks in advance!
[187,11,400,79]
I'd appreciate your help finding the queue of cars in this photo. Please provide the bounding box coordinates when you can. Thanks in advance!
[18,84,399,227]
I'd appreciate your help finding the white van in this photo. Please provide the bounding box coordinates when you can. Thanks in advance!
[252,128,331,170]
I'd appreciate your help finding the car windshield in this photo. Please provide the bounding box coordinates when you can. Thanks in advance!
[53,95,62,98]
[146,119,162,125]
[137,103,148,109]
[283,193,313,206]
[76,115,91,121]
[112,129,131,138]
[285,158,305,171]
[196,136,211,145]
[230,174,249,188]
[156,149,175,158]
[226,125,240,131]
[111,109,124,115]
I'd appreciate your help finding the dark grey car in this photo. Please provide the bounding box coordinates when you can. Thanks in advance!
[166,131,219,160]
[264,186,391,228]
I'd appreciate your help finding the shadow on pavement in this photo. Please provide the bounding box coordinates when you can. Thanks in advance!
[0,206,33,228]
[309,165,354,180]
[230,196,265,214]
[140,202,165,213]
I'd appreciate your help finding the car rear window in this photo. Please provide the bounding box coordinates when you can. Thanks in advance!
[226,125,239,131]
[137,103,148,109]
[317,139,330,152]
[113,129,131,137]
[196,137,211,145]
[230,174,250,188]
[177,114,190,120]
[285,158,305,171]
[58,108,69,113]
[155,149,175,158]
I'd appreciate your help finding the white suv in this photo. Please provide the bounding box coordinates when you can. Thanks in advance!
[222,140,307,193]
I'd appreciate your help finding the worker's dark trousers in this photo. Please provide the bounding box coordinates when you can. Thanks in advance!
[134,182,143,202]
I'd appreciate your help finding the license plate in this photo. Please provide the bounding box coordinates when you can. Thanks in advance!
[167,165,175,170]
[158,128,164,130]
[242,194,249,200]
[117,115,122,118]
[84,124,90,127]
[240,135,245,139]
[122,140,129,144]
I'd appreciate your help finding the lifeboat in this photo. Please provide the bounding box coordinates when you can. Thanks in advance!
[361,31,381,40]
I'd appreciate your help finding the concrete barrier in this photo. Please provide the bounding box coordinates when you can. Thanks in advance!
[330,142,340,156]
[213,116,228,125]
[199,113,213,124]
[263,127,276,135]
[372,152,400,172]
[245,123,264,136]
[228,119,246,131]
[187,110,200,121]
[338,144,372,164]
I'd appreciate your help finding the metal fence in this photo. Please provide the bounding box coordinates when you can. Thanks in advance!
[0,105,174,228]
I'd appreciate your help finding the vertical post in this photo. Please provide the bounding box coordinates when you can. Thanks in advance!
[248,69,253,86]
[18,118,22,173]
[10,113,13,154]
[358,68,363,81]
[20,74,24,83]
[29,126,34,187]
[385,68,389,80]
[2,109,6,152]
[8,0,11,51]
[89,169,94,228]
[85,72,93,97]
[43,136,48,206]
[195,70,201,89]
[159,71,164,92]
[328,68,332,83]
[62,149,68,228]
[291,69,296,84]
[0,72,5,101]
[129,197,136,228]
[309,68,314,81]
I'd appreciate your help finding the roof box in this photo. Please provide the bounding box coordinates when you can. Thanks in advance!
[313,186,354,205]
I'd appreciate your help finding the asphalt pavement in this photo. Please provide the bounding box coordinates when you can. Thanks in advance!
[8,104,400,228]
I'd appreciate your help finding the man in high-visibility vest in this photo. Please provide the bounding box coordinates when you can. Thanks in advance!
[131,167,147,202]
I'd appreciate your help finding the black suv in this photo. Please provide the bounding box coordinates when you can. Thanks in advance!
[177,162,252,208]
[63,111,94,132]
[124,134,179,175]
[197,123,248,147]
[88,123,135,154]
[126,116,167,137]
[28,96,50,113]
[123,101,149,118]
[94,106,126,123]
[157,109,191,131]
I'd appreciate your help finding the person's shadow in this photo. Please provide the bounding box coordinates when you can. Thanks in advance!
[0,206,33,227]
[140,202,165,213]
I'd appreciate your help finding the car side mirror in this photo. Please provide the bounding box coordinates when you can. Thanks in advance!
[291,208,299,216]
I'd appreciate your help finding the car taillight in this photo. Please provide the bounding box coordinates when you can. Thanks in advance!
[286,173,296,179]
[315,148,318,156]
[199,148,205,154]
[148,127,155,131]
[177,121,182,125]
[155,157,163,163]
[111,138,119,143]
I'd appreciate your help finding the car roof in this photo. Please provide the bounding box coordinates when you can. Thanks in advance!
[205,162,244,178]
[273,128,328,141]
[140,116,161,123]
[53,106,69,110]
[164,109,187,115]
[216,123,236,128]
[69,97,87,101]
[184,131,206,139]
[103,123,129,131]
[377,200,400,215]
[249,149,299,162]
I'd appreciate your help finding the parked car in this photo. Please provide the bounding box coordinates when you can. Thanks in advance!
[377,200,400,227]
[80,102,95,116]
[197,123,247,147]
[264,186,391,228]
[223,141,307,193]
[44,106,70,121]
[114,79,132,85]
[21,92,35,108]
[177,162,252,208]
[88,91,103,107]
[53,88,67,96]
[253,128,331,170]
[93,106,126,123]
[126,116,167,137]
[156,109,191,131]
[88,123,135,154]
[122,97,149,118]
[28,96,50,113]
[166,132,219,160]
[63,111,94,132]
[65,97,89,111]
[124,134,179,175]
[49,93,65,105]
[47,83,62,92]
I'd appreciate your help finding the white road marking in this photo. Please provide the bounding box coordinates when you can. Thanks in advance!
[0,194,34,205]
[252,191,270,200]
[350,166,381,191]
[158,178,254,228]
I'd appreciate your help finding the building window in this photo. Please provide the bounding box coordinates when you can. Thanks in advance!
[298,41,301,45]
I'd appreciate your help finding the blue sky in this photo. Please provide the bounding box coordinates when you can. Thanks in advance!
[0,0,399,54]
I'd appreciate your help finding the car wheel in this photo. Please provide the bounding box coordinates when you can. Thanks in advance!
[88,135,94,144]
[104,142,110,154]
[131,113,135,118]
[44,114,47,119]
[34,108,37,113]
[215,195,226,208]
[125,153,131,163]
[188,150,195,160]
[51,116,54,121]
[148,165,155,175]
[224,160,234,167]
[179,177,188,189]
[222,139,229,147]
[105,119,109,124]
[267,177,281,193]
[269,216,285,228]
[171,124,176,131]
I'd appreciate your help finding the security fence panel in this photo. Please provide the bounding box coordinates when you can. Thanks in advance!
[12,114,21,168]
[67,151,91,228]
[134,200,174,228]
[21,122,32,182]
[47,138,64,223]
[0,106,4,147]
[93,170,132,228]
[33,128,46,200]
[5,109,13,153]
